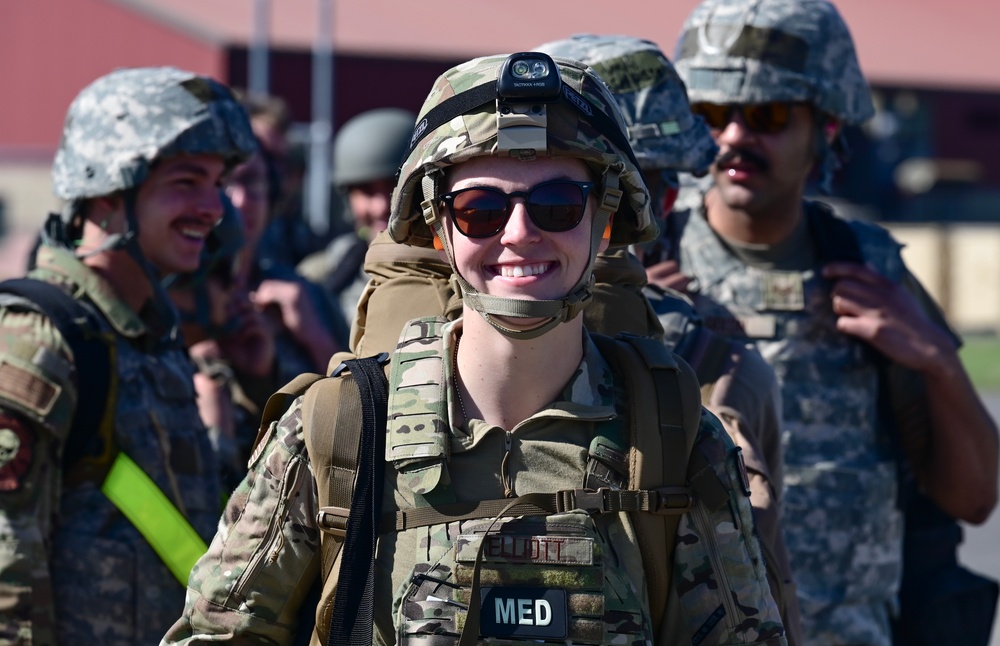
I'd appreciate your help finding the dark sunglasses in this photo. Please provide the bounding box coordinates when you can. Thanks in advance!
[691,102,798,134]
[439,179,593,239]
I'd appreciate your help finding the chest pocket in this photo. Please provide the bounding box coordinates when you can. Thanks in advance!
[396,511,646,645]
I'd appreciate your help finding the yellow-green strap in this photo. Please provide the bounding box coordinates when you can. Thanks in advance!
[100,452,208,585]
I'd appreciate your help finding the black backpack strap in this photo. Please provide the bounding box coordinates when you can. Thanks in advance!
[0,278,115,475]
[326,354,390,646]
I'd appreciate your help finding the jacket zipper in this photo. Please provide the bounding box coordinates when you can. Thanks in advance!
[694,500,738,631]
[230,457,305,602]
[501,430,514,498]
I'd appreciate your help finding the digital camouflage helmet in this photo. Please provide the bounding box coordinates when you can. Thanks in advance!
[536,34,717,177]
[674,0,874,190]
[391,52,656,339]
[331,107,416,189]
[49,66,257,330]
[673,0,873,125]
[53,67,257,206]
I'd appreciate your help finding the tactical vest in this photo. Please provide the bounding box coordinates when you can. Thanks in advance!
[673,202,906,634]
[381,320,651,644]
[260,317,725,645]
[0,277,220,643]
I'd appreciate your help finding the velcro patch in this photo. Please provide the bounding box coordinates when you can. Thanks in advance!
[480,586,568,640]
[0,415,35,492]
[0,358,60,417]
[455,534,594,566]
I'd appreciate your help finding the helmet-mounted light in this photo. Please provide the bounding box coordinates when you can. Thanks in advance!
[496,53,562,154]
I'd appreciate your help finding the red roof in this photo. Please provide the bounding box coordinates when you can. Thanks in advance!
[112,0,1000,91]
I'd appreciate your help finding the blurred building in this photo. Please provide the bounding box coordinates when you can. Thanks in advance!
[1,0,999,229]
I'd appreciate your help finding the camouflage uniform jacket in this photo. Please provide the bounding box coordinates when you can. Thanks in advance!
[164,317,785,645]
[671,196,914,646]
[0,244,220,645]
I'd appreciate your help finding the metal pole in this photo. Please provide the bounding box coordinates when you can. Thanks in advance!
[307,0,334,236]
[249,0,270,97]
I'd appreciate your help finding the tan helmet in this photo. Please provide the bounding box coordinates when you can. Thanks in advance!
[390,52,656,339]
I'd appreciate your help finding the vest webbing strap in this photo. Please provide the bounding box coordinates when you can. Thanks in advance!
[316,486,695,535]
[100,452,208,586]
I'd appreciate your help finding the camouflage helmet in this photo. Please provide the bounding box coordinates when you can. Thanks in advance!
[674,0,874,125]
[331,107,416,188]
[391,52,656,340]
[391,53,656,249]
[52,67,258,203]
[535,34,717,176]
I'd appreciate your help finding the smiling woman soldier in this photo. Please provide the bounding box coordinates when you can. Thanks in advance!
[162,52,785,646]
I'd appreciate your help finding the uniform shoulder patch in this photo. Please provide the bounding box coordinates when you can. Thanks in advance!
[0,414,35,492]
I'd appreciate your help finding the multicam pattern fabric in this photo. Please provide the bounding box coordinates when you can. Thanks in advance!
[674,0,874,125]
[52,66,257,202]
[164,317,786,645]
[672,198,910,646]
[535,35,717,176]
[389,54,656,249]
[0,244,220,645]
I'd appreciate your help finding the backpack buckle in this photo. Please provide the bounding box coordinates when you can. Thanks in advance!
[316,506,351,538]
[568,488,613,514]
[652,486,695,514]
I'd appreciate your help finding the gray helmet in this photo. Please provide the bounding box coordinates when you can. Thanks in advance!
[331,107,416,188]
[393,52,655,340]
[674,0,874,125]
[536,34,717,176]
[52,67,258,203]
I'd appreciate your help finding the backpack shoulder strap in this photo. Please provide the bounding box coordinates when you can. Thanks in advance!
[250,370,328,455]
[589,332,701,635]
[0,277,116,479]
[297,353,391,646]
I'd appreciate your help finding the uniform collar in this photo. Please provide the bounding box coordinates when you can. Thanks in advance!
[444,319,617,449]
[30,244,147,339]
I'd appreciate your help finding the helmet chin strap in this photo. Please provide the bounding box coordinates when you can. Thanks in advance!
[420,166,622,341]
[59,187,181,339]
[119,189,181,338]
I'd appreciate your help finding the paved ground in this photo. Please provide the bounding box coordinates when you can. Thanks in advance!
[958,391,1000,646]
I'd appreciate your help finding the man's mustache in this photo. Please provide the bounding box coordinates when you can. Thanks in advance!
[715,147,770,173]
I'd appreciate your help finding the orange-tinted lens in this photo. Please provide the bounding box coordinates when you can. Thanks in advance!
[691,103,732,130]
[449,188,509,238]
[691,102,793,133]
[741,103,792,133]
